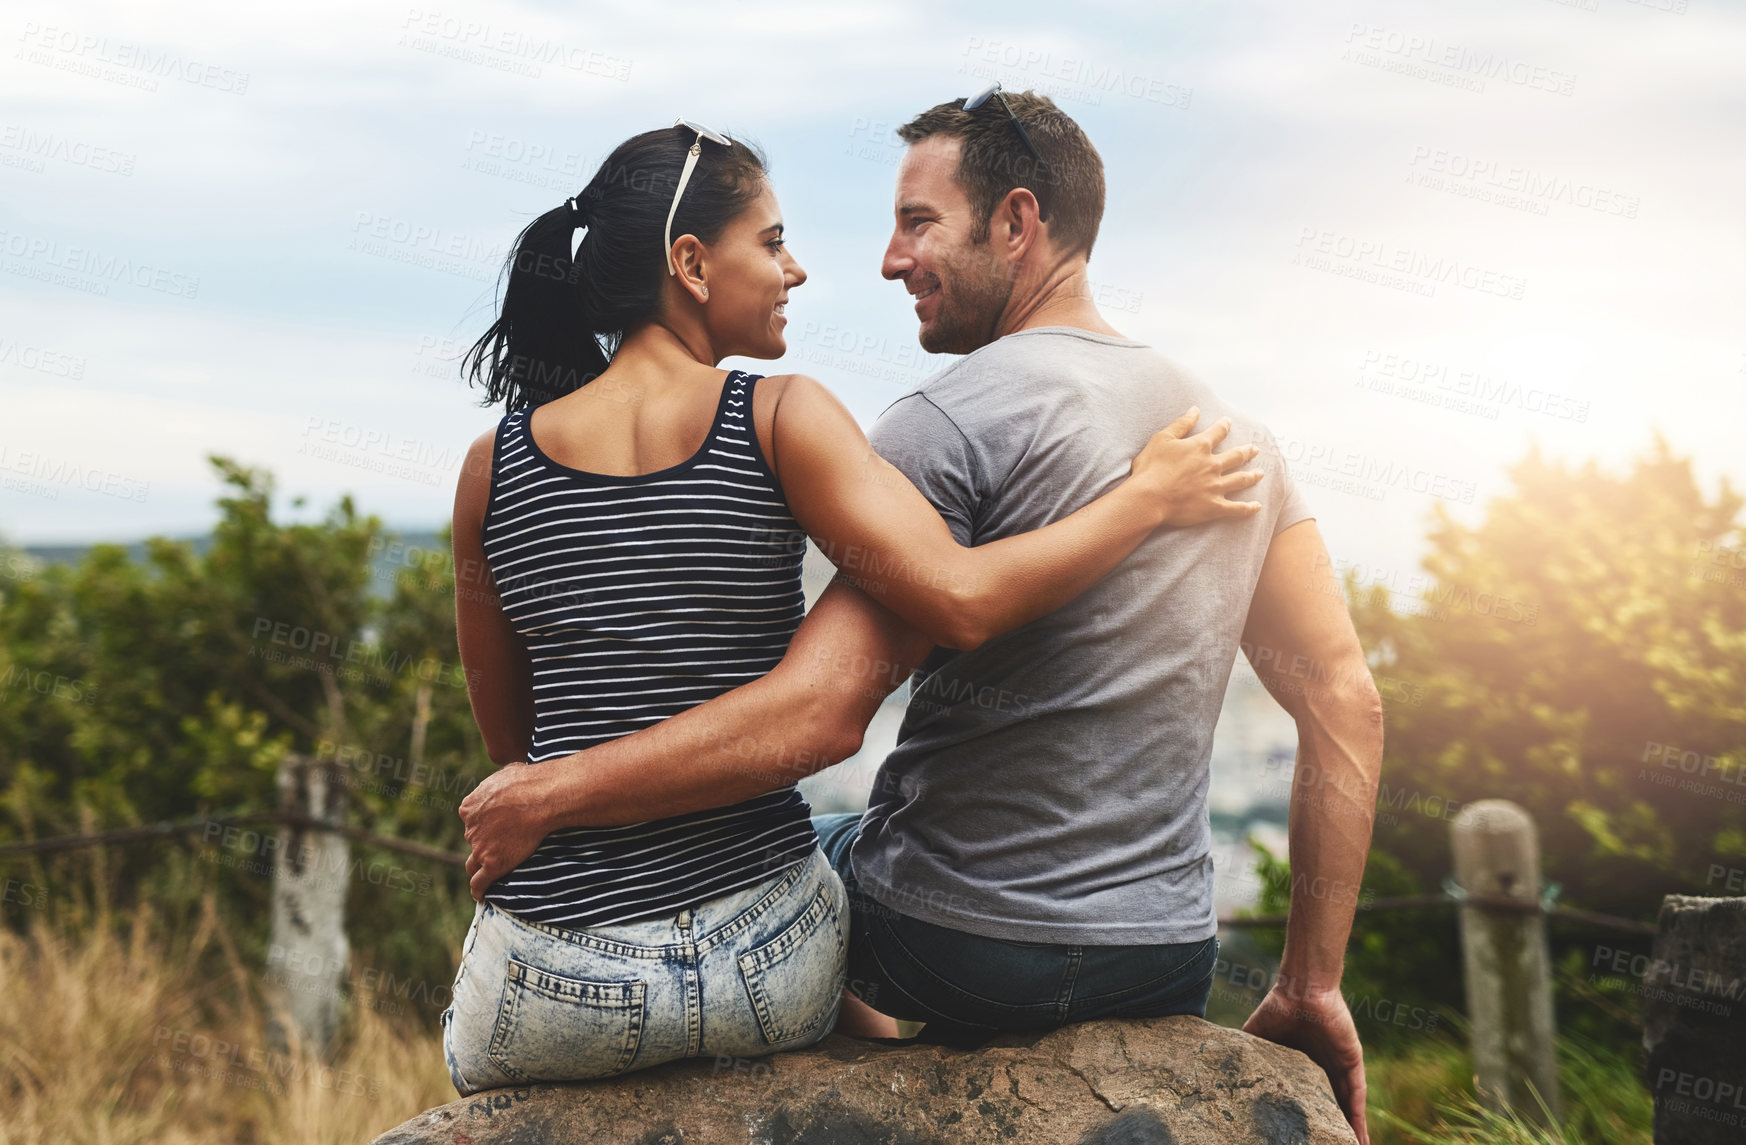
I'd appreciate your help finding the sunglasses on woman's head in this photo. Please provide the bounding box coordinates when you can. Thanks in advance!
[665,117,733,276]
[963,82,1052,223]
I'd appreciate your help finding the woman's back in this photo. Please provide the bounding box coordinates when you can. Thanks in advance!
[479,369,817,928]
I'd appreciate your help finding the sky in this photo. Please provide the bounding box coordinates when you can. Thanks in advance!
[2,0,1743,590]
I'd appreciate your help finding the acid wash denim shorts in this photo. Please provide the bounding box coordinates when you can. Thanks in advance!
[441,846,848,1095]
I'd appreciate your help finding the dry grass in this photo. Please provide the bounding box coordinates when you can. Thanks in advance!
[0,899,1655,1145]
[1367,1037,1477,1144]
[0,898,453,1145]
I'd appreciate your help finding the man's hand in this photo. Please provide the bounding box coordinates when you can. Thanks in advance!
[458,763,555,903]
[1243,985,1369,1145]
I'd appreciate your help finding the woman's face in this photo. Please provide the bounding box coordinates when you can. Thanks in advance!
[697,179,806,360]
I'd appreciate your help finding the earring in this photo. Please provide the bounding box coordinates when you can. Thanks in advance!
[700,287,709,300]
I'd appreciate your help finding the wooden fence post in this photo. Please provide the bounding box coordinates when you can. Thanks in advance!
[1451,799,1562,1125]
[267,752,349,1055]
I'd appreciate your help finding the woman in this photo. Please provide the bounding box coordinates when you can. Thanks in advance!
[440,121,1261,1094]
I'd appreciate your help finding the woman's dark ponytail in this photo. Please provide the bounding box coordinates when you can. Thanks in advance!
[461,201,603,410]
[465,125,769,412]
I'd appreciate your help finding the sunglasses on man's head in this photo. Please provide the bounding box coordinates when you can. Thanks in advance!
[963,82,1051,222]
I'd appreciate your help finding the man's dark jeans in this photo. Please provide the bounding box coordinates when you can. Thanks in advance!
[811,812,1217,1048]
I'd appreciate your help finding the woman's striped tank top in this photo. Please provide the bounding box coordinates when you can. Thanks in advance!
[478,369,817,928]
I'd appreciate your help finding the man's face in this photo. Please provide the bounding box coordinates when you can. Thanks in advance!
[881,136,1014,355]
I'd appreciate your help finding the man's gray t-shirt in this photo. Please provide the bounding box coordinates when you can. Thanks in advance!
[850,326,1313,946]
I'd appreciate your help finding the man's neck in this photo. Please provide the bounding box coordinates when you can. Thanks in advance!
[994,263,1125,341]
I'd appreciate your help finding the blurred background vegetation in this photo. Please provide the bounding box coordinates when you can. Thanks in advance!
[1,439,1741,1143]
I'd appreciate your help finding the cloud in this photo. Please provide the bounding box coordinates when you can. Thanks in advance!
[2,0,1741,570]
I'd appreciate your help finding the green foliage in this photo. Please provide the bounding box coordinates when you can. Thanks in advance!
[5,434,1741,1058]
[1232,439,1740,1125]
[1342,438,1746,1028]
[1370,1032,1651,1145]
[0,458,489,1018]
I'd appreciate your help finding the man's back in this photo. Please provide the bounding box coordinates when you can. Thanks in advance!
[854,326,1312,945]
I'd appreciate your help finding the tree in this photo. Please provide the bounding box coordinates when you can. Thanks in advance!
[0,458,487,1015]
[1286,438,1746,1032]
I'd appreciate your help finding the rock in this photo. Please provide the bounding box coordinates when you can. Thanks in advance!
[368,1015,1356,1144]
[1642,895,1746,1145]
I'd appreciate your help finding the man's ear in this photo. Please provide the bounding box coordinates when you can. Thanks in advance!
[996,187,1044,260]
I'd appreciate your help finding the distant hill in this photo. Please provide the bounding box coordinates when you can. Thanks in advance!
[20,529,448,599]
[22,536,214,566]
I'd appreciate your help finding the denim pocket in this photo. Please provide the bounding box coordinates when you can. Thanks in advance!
[1098,936,1220,1022]
[736,882,845,1047]
[487,956,647,1082]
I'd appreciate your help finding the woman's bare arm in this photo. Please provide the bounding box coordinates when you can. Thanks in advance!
[460,576,931,899]
[764,374,1260,650]
[452,429,534,766]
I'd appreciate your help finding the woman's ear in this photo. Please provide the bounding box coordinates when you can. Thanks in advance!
[671,236,709,304]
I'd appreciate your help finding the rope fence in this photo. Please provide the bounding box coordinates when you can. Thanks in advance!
[0,811,465,867]
[0,815,1655,933]
[1218,892,1655,936]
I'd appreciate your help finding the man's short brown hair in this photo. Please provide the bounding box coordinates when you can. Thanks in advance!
[896,91,1105,258]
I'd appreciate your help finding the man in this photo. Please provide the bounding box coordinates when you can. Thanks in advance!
[459,91,1383,1143]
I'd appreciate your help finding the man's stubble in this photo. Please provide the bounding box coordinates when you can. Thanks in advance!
[918,240,1016,357]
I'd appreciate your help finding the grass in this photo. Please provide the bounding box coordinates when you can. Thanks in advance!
[0,904,1656,1144]
[1366,1026,1652,1145]
[0,898,453,1145]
